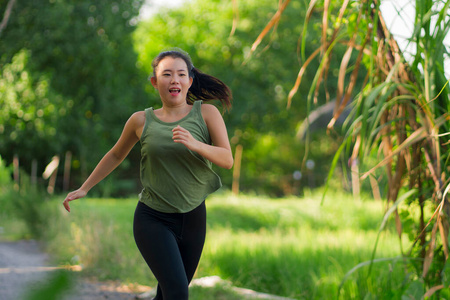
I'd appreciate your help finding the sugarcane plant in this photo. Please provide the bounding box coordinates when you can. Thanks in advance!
[247,0,450,297]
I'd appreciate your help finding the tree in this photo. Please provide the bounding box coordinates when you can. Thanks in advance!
[1,0,148,194]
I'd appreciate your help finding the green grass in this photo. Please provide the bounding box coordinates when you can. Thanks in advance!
[2,189,413,299]
[201,192,407,299]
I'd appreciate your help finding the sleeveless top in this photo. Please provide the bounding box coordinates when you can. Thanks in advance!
[139,100,222,213]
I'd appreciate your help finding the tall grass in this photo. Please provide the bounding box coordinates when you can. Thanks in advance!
[247,0,450,294]
[31,190,418,299]
[0,163,52,240]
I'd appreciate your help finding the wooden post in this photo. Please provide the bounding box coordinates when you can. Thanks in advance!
[13,154,19,190]
[43,156,60,194]
[0,0,17,37]
[31,159,37,185]
[351,158,360,201]
[232,144,243,196]
[369,175,382,201]
[63,151,72,192]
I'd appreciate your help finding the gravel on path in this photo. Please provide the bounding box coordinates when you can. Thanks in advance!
[0,240,150,300]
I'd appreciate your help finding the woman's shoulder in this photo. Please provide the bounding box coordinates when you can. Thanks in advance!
[127,111,146,139]
[128,111,146,127]
[200,103,223,126]
[200,103,220,115]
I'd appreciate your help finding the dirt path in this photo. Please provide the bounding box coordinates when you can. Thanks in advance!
[0,240,295,300]
[0,240,148,300]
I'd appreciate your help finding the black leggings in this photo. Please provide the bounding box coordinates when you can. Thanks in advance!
[133,201,206,300]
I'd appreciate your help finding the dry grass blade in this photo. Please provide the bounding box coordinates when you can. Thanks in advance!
[369,175,382,201]
[334,1,363,108]
[230,0,239,36]
[336,46,354,107]
[0,0,17,37]
[322,0,330,55]
[328,5,368,128]
[329,0,351,44]
[423,148,442,192]
[298,0,320,61]
[423,285,445,298]
[440,182,450,259]
[444,182,450,202]
[313,62,327,105]
[332,0,360,106]
[361,127,427,180]
[314,0,331,104]
[247,0,291,57]
[394,210,402,239]
[410,190,448,258]
[438,218,449,259]
[422,220,439,277]
[328,37,367,129]
[316,0,353,106]
[287,47,321,108]
[288,0,352,107]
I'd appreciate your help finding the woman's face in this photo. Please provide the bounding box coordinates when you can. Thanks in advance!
[151,56,193,106]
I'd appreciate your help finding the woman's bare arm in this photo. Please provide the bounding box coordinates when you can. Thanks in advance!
[63,112,144,212]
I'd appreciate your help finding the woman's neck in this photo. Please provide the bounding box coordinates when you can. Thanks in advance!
[154,102,192,122]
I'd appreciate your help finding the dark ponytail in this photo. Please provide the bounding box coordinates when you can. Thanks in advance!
[188,67,232,111]
[152,49,232,111]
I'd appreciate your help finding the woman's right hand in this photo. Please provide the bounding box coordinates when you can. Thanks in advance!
[63,189,87,212]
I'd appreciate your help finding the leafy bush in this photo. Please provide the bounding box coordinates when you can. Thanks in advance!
[0,156,52,239]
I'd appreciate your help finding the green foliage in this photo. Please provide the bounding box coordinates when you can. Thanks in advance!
[0,0,350,197]
[0,158,20,238]
[1,0,147,194]
[45,198,151,282]
[0,158,55,240]
[2,180,51,239]
[0,50,69,161]
[0,156,12,187]
[0,0,343,196]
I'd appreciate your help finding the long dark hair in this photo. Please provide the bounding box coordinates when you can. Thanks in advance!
[151,49,232,111]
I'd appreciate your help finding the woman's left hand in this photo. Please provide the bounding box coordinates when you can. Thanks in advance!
[62,188,87,212]
[172,125,201,151]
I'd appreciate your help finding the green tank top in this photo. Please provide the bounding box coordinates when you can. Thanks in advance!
[139,100,222,213]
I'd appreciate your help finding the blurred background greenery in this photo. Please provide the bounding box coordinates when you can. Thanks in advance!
[0,0,351,197]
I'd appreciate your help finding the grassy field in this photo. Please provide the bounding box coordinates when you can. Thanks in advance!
[1,189,412,299]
